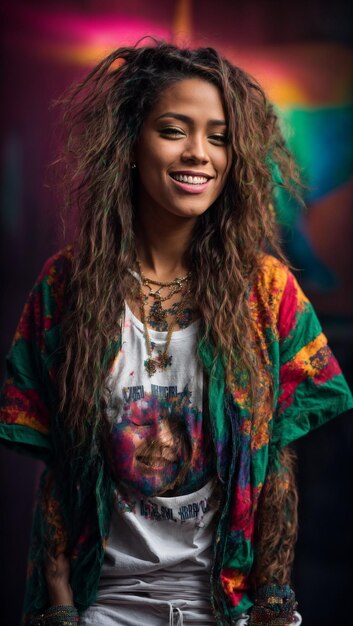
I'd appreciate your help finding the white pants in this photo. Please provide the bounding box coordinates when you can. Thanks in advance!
[81,605,302,625]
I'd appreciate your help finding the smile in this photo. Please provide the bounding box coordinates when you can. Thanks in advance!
[169,171,213,194]
[171,174,209,184]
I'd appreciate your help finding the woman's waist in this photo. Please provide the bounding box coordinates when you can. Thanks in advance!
[97,570,212,601]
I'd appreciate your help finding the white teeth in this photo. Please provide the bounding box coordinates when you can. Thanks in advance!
[172,174,208,184]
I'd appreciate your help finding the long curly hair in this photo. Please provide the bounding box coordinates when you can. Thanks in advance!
[57,40,301,581]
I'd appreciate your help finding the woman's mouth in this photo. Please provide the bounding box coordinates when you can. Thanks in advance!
[169,172,213,194]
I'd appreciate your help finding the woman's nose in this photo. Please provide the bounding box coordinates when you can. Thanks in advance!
[181,134,209,163]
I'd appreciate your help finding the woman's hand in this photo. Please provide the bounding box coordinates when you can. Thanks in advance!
[45,552,74,606]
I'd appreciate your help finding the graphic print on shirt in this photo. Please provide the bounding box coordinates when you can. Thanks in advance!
[139,490,211,525]
[109,385,214,497]
[114,481,213,527]
[106,303,216,498]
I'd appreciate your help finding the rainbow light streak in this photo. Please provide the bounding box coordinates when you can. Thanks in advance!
[222,44,353,107]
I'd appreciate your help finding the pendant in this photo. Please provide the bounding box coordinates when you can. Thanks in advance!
[144,353,173,376]
[144,357,157,376]
[148,298,167,324]
[156,352,173,369]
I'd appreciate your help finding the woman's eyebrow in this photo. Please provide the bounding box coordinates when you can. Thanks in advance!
[155,112,227,126]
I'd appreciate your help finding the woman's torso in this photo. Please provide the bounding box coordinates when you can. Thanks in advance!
[81,302,219,625]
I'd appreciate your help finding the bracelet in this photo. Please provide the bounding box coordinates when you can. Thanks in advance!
[29,605,79,626]
[249,584,298,626]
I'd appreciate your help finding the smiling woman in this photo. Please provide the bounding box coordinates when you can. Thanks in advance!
[135,78,231,220]
[0,40,352,626]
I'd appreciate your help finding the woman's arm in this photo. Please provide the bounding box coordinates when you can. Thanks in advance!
[26,510,78,624]
[45,553,74,607]
[251,446,298,587]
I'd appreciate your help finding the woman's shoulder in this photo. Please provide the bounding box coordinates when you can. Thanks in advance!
[36,245,74,285]
[26,245,75,326]
[253,253,290,299]
[257,252,289,277]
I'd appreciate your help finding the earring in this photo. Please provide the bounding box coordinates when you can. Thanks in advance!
[131,162,137,169]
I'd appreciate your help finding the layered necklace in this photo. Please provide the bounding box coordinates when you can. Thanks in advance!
[130,262,192,376]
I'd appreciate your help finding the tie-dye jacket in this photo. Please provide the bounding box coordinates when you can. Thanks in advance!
[0,248,352,625]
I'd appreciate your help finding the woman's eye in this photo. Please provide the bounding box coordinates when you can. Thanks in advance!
[209,134,228,144]
[159,127,185,138]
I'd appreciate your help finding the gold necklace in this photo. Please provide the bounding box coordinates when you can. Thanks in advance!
[134,264,192,376]
[137,263,191,326]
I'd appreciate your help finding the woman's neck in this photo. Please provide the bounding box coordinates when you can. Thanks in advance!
[135,209,196,281]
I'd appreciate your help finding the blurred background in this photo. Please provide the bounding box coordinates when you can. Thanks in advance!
[0,1,352,624]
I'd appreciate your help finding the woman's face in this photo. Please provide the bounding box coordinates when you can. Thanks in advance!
[135,77,232,221]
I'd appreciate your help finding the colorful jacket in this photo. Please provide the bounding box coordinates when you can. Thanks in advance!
[0,248,352,625]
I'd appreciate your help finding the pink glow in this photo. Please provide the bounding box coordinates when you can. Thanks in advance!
[5,4,170,47]
[3,4,352,105]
